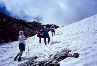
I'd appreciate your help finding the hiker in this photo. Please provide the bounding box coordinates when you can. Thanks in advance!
[51,24,55,36]
[14,31,27,61]
[36,28,44,43]
[42,26,50,45]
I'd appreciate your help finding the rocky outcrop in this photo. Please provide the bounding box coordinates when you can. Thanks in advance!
[0,11,41,43]
[18,49,79,66]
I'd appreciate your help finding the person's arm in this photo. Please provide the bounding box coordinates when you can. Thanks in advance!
[50,26,52,30]
[25,37,27,40]
[24,36,27,40]
[40,31,44,35]
[40,34,43,35]
[54,27,56,31]
[48,28,51,32]
[54,26,55,29]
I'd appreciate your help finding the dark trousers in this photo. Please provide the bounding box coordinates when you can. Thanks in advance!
[52,31,55,36]
[39,37,41,43]
[38,35,44,43]
[44,35,50,45]
[51,29,55,36]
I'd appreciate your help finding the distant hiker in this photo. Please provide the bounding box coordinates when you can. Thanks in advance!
[36,28,44,43]
[42,26,50,45]
[14,31,27,62]
[51,24,55,36]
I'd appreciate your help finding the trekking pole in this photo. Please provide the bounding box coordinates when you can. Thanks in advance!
[52,35,53,42]
[58,31,61,42]
[28,46,30,57]
[24,42,28,57]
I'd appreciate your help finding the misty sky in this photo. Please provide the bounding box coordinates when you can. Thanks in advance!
[0,0,97,26]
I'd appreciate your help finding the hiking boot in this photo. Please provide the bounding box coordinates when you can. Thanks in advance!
[14,53,20,61]
[34,56,38,59]
[14,56,17,61]
[18,57,21,62]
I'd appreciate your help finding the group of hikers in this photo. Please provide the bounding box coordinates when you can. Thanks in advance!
[36,24,55,45]
[14,24,56,61]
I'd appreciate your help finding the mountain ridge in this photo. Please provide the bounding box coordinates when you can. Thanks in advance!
[0,11,59,44]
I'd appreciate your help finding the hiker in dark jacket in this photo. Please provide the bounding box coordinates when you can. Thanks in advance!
[42,26,50,45]
[36,28,44,43]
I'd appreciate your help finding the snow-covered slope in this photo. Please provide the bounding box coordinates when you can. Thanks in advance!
[0,14,97,66]
[59,15,97,66]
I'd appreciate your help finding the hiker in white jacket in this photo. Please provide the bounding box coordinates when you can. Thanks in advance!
[14,31,27,62]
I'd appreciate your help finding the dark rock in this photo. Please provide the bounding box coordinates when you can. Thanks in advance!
[0,12,40,43]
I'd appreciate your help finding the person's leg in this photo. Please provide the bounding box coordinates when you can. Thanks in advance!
[52,32,53,36]
[17,43,25,61]
[14,53,19,61]
[44,37,46,45]
[47,34,50,44]
[18,50,23,61]
[39,37,41,43]
[48,37,50,44]
[20,50,23,56]
[54,31,55,35]
[40,37,41,43]
[14,50,23,61]
[14,43,21,61]
[52,29,55,36]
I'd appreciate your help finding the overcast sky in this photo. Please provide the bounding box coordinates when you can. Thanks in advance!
[0,0,97,26]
